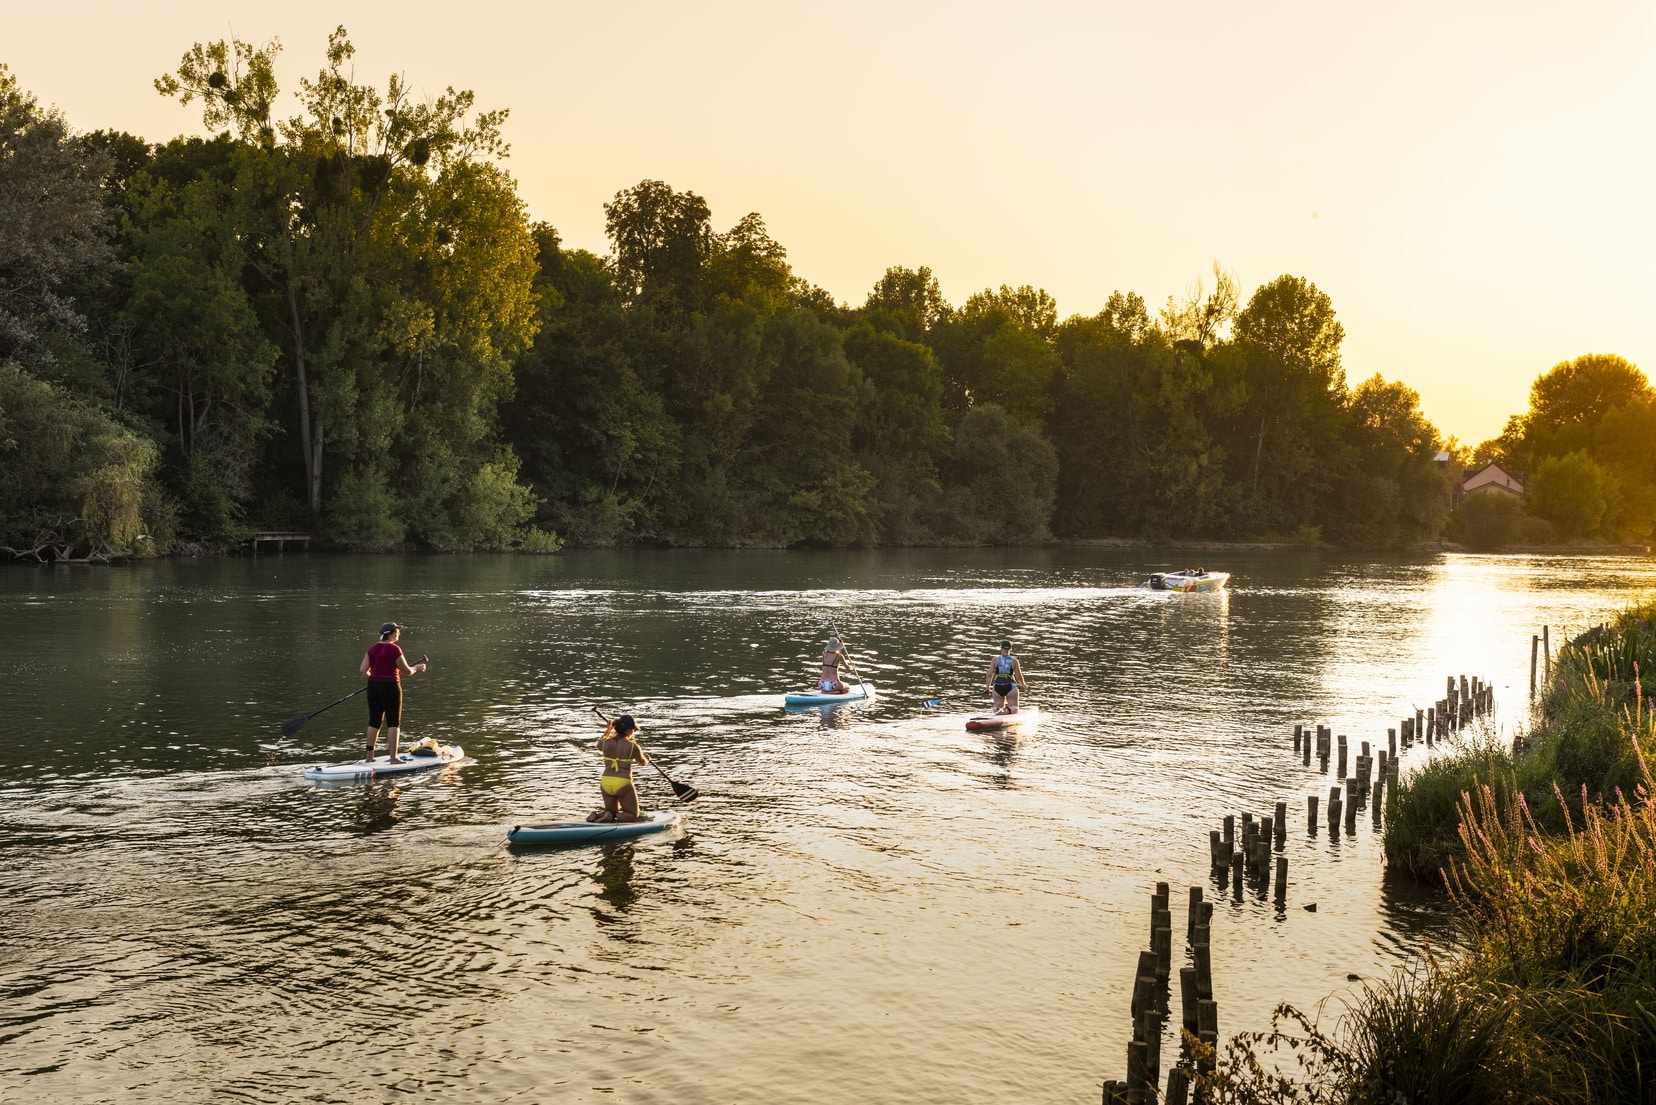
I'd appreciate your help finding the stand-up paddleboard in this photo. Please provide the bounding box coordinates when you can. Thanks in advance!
[507,810,682,845]
[783,682,875,707]
[965,707,1041,732]
[303,744,466,780]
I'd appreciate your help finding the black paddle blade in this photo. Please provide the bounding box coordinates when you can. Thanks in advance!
[280,715,310,738]
[670,779,700,802]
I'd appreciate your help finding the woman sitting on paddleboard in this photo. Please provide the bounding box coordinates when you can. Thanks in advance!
[360,622,428,762]
[985,640,1027,715]
[818,637,857,694]
[587,714,651,823]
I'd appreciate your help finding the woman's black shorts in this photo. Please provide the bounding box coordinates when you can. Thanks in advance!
[993,678,1015,696]
[367,678,402,727]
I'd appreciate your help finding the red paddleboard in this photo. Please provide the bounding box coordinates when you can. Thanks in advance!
[965,706,1041,732]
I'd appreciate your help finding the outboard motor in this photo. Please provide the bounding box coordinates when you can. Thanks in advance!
[1148,572,1167,590]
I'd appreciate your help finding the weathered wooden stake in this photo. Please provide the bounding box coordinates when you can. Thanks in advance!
[1308,793,1319,832]
[1274,855,1287,905]
[1179,965,1198,1033]
[1165,1064,1191,1105]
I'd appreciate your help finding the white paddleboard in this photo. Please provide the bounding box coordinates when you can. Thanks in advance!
[304,744,466,780]
[783,682,875,707]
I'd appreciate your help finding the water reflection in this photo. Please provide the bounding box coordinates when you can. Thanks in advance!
[349,782,403,832]
[982,732,1025,781]
[592,844,639,917]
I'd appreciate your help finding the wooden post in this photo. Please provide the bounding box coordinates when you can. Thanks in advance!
[1165,1064,1191,1105]
[1543,625,1550,678]
[1126,1038,1148,1101]
[1274,855,1287,905]
[1293,723,1302,752]
[1187,886,1202,941]
[1180,965,1199,1033]
[1388,727,1397,759]
[1307,793,1319,832]
[1274,800,1287,847]
[1196,1000,1219,1073]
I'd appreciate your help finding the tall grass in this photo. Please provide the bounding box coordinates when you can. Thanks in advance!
[1195,599,1656,1103]
[1383,599,1656,877]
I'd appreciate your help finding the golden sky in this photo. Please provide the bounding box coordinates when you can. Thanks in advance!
[10,1,1654,444]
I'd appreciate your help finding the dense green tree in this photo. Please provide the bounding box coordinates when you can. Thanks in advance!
[1326,375,1447,546]
[154,28,542,548]
[1223,274,1349,535]
[939,403,1058,543]
[862,265,951,343]
[844,322,950,540]
[604,179,713,311]
[1051,295,1228,537]
[1529,451,1612,539]
[1450,489,1531,551]
[0,363,160,560]
[933,285,1063,421]
[5,49,1514,555]
[0,65,113,373]
[1514,354,1647,468]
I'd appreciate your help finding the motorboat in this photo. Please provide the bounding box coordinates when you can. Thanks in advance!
[1147,569,1230,593]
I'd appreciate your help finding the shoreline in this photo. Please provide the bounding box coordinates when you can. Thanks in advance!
[5,537,1651,566]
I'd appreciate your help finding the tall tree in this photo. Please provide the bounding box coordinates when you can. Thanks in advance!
[156,28,539,547]
[0,65,114,372]
[603,180,713,312]
[1223,274,1349,534]
[863,265,951,343]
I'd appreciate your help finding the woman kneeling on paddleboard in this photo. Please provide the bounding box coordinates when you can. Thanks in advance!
[818,637,857,694]
[588,714,651,823]
[985,640,1027,715]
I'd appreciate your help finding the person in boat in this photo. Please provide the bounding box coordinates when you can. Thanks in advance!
[360,622,428,763]
[818,637,858,694]
[985,640,1028,715]
[587,713,650,823]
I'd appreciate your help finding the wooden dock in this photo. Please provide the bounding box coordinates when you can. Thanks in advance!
[251,532,312,556]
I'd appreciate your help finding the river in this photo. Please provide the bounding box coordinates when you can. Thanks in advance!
[2,548,1652,1104]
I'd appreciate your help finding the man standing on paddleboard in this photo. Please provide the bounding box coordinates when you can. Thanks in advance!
[360,623,428,763]
[819,637,858,693]
[985,640,1027,715]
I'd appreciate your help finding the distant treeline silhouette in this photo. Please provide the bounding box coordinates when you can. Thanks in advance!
[2,32,1646,558]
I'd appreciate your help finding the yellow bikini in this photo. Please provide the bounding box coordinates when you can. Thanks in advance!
[601,749,635,795]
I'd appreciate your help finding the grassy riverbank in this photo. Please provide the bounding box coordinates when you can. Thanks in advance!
[1196,600,1656,1103]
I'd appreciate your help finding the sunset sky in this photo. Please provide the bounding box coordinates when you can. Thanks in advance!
[10,1,1653,445]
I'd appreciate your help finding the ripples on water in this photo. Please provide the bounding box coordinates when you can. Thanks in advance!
[2,549,1653,1103]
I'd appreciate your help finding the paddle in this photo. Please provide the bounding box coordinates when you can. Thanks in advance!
[592,707,699,802]
[279,654,428,737]
[828,617,872,700]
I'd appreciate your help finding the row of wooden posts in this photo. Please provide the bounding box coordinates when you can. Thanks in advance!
[1103,672,1501,1102]
[1101,883,1215,1105]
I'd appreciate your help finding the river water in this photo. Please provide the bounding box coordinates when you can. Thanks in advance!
[3,548,1653,1104]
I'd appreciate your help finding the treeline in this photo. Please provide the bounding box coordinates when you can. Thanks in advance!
[1454,353,1656,549]
[1,31,1456,558]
